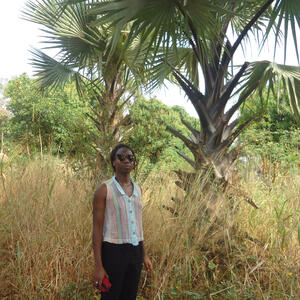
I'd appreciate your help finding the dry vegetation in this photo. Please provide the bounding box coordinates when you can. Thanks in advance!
[0,157,299,299]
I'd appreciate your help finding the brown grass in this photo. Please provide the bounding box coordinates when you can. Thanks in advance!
[0,157,299,299]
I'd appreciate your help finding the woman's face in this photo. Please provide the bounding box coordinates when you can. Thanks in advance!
[113,147,135,173]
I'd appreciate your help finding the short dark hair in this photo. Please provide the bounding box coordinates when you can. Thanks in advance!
[110,144,137,171]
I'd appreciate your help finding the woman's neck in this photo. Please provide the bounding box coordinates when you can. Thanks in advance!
[115,173,131,185]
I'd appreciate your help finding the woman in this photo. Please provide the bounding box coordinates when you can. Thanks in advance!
[92,144,152,300]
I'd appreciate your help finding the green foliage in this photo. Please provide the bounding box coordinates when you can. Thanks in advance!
[61,280,97,299]
[3,75,201,175]
[241,88,298,130]
[4,74,95,158]
[0,107,10,139]
[126,97,198,176]
[242,128,300,170]
[240,90,300,171]
[0,79,10,145]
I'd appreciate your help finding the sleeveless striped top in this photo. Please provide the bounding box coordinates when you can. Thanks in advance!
[102,176,143,246]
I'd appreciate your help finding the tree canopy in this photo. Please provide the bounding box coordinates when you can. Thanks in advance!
[126,97,199,176]
[72,0,300,181]
[4,74,95,158]
[240,88,300,172]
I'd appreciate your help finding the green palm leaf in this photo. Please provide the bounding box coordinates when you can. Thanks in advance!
[23,0,146,93]
[24,0,105,67]
[262,0,300,63]
[84,0,217,59]
[143,47,200,91]
[239,61,300,123]
[29,48,83,91]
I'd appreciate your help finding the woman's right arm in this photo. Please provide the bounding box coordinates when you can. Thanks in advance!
[92,183,109,286]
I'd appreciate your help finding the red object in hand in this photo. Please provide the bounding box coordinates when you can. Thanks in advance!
[101,277,112,293]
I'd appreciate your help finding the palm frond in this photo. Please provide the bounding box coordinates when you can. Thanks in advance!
[142,46,201,91]
[239,61,300,123]
[23,0,61,28]
[30,48,83,91]
[85,0,217,59]
[262,0,300,64]
[23,0,105,67]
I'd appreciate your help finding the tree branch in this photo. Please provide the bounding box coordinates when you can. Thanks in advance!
[114,86,126,104]
[86,112,102,132]
[214,62,250,116]
[212,3,235,72]
[173,71,216,133]
[177,151,196,168]
[216,118,254,152]
[225,84,258,122]
[222,119,239,142]
[109,92,134,125]
[112,114,131,136]
[175,0,202,63]
[215,0,274,99]
[219,39,232,74]
[208,39,232,108]
[180,117,201,140]
[171,68,205,100]
[121,93,134,107]
[175,0,218,96]
[167,125,198,152]
[229,0,275,59]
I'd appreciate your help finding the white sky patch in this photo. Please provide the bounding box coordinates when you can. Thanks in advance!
[0,1,40,79]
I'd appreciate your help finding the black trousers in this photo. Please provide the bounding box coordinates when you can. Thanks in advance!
[100,241,143,300]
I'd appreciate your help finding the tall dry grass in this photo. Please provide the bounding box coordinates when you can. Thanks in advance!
[0,157,299,299]
[0,157,95,299]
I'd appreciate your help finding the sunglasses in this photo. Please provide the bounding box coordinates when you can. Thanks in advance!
[116,154,135,162]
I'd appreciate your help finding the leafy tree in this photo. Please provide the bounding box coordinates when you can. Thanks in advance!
[126,97,199,176]
[0,79,10,155]
[79,0,300,182]
[4,74,95,158]
[241,88,299,131]
[23,0,148,171]
[0,108,10,154]
[240,90,300,173]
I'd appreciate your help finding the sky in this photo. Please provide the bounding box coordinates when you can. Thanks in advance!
[0,1,299,117]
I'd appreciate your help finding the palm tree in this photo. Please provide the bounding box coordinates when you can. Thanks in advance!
[72,0,300,182]
[23,0,147,172]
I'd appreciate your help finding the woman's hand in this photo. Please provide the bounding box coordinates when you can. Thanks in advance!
[93,266,109,289]
[143,255,153,273]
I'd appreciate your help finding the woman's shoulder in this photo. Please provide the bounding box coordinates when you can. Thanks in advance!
[95,177,113,188]
[94,177,113,197]
[94,183,106,197]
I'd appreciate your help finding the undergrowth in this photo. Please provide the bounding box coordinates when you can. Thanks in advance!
[0,156,299,299]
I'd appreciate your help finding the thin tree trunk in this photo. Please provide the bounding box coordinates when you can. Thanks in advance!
[1,131,3,153]
[26,131,30,155]
[38,119,43,159]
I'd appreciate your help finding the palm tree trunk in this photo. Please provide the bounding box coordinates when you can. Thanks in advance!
[167,0,276,182]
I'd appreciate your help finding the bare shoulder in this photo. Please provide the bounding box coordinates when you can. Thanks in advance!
[93,183,107,220]
[93,183,107,204]
[94,183,107,196]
